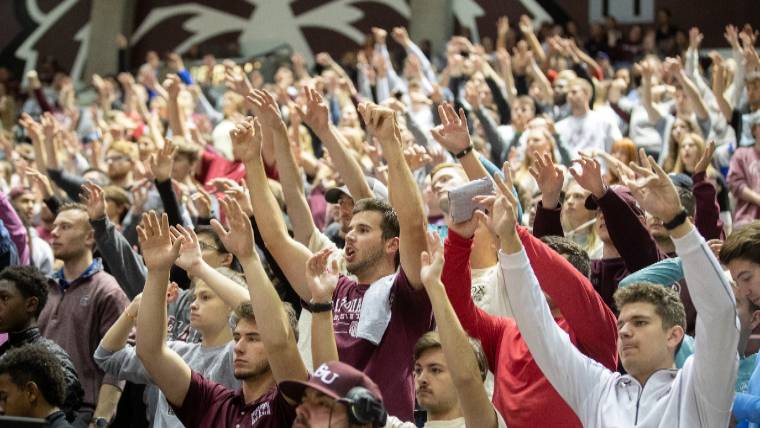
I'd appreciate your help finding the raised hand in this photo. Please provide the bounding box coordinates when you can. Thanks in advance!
[148,139,177,182]
[246,89,284,128]
[372,27,388,45]
[357,102,401,144]
[210,197,256,260]
[391,27,410,47]
[169,224,204,274]
[497,16,509,37]
[473,164,520,240]
[430,102,471,153]
[420,231,444,289]
[725,25,740,49]
[305,248,340,303]
[518,14,534,34]
[225,69,253,97]
[230,117,261,163]
[464,81,482,110]
[621,148,682,222]
[634,59,654,80]
[293,87,330,133]
[162,74,182,99]
[403,144,432,172]
[223,182,254,218]
[137,211,183,271]
[570,155,607,198]
[191,187,213,219]
[529,152,564,208]
[80,182,107,220]
[24,167,54,199]
[694,140,716,175]
[689,27,703,50]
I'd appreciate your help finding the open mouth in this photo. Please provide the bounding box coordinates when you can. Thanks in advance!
[345,247,356,262]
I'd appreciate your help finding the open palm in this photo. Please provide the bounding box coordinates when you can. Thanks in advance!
[431,103,471,153]
[305,248,339,301]
[137,212,182,271]
[420,231,445,289]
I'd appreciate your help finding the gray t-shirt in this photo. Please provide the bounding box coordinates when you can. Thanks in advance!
[94,340,238,428]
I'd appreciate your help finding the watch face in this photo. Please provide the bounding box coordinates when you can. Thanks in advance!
[95,418,108,428]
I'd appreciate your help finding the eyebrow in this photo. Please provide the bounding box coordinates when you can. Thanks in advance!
[618,315,651,327]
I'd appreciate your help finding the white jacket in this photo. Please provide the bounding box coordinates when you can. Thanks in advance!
[500,226,739,427]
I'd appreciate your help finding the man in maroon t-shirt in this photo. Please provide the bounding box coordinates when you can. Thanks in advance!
[132,207,310,427]
[239,101,432,420]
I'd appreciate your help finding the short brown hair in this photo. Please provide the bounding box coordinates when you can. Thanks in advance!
[430,162,466,180]
[569,78,593,98]
[108,140,138,161]
[413,331,489,381]
[613,283,686,330]
[230,301,299,342]
[720,221,760,265]
[352,198,399,241]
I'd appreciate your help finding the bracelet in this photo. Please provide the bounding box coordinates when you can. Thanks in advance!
[450,144,474,159]
[663,209,688,230]
[308,299,333,313]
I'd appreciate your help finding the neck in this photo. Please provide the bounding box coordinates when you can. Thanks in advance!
[31,403,60,420]
[63,252,93,281]
[602,242,620,259]
[655,236,675,254]
[571,104,589,117]
[355,261,395,284]
[110,173,132,188]
[633,361,675,386]
[200,325,233,348]
[470,233,497,269]
[427,405,463,422]
[242,370,276,403]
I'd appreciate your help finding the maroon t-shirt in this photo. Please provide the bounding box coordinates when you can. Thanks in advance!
[332,269,433,420]
[172,371,295,427]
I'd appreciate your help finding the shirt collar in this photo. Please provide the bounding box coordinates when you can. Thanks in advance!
[54,258,103,290]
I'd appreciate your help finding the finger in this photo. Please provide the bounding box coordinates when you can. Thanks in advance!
[437,104,449,126]
[628,161,651,177]
[160,212,170,235]
[137,225,147,242]
[501,161,515,192]
[420,251,430,267]
[210,218,229,238]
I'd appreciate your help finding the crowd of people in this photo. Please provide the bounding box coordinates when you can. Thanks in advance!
[1,9,760,428]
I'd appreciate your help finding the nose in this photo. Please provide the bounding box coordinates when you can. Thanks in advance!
[619,322,633,338]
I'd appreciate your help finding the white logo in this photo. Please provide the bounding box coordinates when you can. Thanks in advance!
[314,364,340,384]
[348,321,359,338]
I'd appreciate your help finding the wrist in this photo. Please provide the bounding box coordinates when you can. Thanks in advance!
[591,183,608,199]
[541,193,561,209]
[499,232,521,255]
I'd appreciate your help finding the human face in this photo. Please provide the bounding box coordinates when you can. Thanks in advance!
[526,132,551,160]
[617,302,681,382]
[611,148,631,165]
[338,195,355,233]
[196,232,231,268]
[595,210,610,243]
[0,373,33,417]
[566,84,588,110]
[645,213,668,241]
[105,150,132,179]
[728,259,760,307]
[562,184,594,227]
[670,119,689,144]
[431,166,468,208]
[344,211,394,279]
[189,282,230,332]
[678,138,699,171]
[746,79,760,109]
[232,319,270,380]
[172,154,195,181]
[414,348,459,415]
[105,199,127,224]
[0,280,34,333]
[12,193,36,222]
[51,209,93,262]
[293,388,350,428]
[511,103,534,129]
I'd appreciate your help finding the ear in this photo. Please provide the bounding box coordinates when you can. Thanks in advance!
[751,310,760,330]
[385,236,400,256]
[666,324,685,352]
[24,381,40,405]
[221,253,234,268]
[85,228,96,249]
[24,296,39,318]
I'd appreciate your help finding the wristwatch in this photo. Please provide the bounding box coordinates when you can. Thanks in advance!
[94,417,109,428]
[449,144,474,159]
[308,299,333,313]
[663,209,688,230]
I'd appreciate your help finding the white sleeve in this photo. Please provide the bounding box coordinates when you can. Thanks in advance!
[499,248,613,421]
[673,226,739,413]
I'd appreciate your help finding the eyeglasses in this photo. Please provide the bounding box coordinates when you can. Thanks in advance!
[198,240,221,252]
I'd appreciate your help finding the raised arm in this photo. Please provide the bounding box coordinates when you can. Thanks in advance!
[236,106,313,301]
[163,75,189,141]
[134,211,192,407]
[212,197,308,384]
[420,231,500,428]
[518,15,547,66]
[635,60,662,125]
[304,249,340,368]
[81,182,147,299]
[622,152,738,422]
[667,58,710,121]
[170,224,249,309]
[691,142,724,240]
[99,295,141,353]
[358,102,427,287]
[431,102,490,181]
[297,87,373,201]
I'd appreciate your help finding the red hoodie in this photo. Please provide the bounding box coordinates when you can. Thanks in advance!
[443,227,617,428]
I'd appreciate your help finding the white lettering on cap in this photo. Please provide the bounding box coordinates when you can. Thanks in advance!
[313,364,340,384]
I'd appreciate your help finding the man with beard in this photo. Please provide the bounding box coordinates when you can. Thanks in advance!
[134,206,303,427]
[37,204,129,427]
[239,94,430,421]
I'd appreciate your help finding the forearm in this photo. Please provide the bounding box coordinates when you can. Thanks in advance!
[155,179,184,227]
[474,108,507,164]
[191,262,250,309]
[738,186,760,206]
[92,383,122,423]
[47,168,86,201]
[167,97,187,140]
[692,172,723,240]
[274,133,317,244]
[599,189,662,271]
[641,77,661,124]
[100,312,135,353]
[678,72,709,120]
[311,311,339,367]
[316,124,372,200]
[525,32,546,65]
[459,151,490,181]
[241,256,293,347]
[136,268,170,358]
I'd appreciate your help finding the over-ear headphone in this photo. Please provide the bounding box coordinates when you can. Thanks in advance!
[339,387,388,426]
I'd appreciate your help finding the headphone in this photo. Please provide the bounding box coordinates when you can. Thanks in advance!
[339,387,388,426]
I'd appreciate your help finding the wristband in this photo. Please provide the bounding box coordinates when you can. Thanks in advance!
[308,299,333,313]
[663,209,688,230]
[450,144,474,159]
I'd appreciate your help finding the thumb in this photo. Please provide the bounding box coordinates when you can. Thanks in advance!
[420,251,430,266]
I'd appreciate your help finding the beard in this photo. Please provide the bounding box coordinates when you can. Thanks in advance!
[234,358,271,380]
[347,245,386,278]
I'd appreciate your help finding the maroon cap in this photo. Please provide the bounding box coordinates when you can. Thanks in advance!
[279,361,383,404]
[584,185,644,217]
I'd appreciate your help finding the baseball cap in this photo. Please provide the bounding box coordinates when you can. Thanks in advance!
[280,361,384,404]
[668,173,693,190]
[584,185,644,217]
[325,176,389,204]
